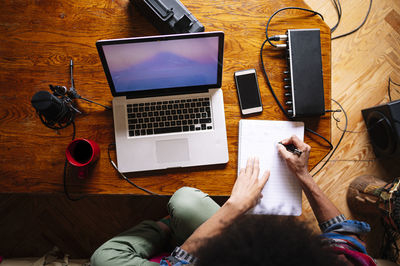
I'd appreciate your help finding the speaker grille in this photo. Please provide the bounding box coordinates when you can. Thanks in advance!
[366,111,396,156]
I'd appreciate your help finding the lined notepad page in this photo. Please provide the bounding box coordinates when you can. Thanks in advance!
[238,120,304,216]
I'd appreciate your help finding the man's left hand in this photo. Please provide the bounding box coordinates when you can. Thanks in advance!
[227,157,270,214]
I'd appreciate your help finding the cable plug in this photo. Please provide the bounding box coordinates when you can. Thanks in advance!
[275,44,287,49]
[268,34,288,41]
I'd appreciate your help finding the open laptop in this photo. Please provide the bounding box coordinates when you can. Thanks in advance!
[96,31,229,172]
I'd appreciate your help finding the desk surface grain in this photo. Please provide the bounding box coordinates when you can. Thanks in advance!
[0,0,331,195]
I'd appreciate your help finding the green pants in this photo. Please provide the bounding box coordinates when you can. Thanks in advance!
[91,187,220,266]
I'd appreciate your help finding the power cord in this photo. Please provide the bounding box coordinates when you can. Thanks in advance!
[310,99,347,176]
[266,1,373,42]
[265,7,324,48]
[388,76,400,102]
[331,0,373,40]
[107,143,166,197]
[63,121,88,201]
[330,0,342,33]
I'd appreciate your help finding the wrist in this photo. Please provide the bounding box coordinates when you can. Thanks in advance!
[224,198,248,218]
[296,170,312,182]
[295,171,317,191]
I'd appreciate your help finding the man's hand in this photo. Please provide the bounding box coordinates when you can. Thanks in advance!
[227,157,270,214]
[277,135,342,225]
[277,135,311,181]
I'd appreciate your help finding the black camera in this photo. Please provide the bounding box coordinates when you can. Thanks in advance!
[133,0,205,34]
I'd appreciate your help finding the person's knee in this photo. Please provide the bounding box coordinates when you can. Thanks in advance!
[168,187,220,244]
[91,244,145,266]
[169,187,205,216]
[90,247,113,266]
[168,187,219,220]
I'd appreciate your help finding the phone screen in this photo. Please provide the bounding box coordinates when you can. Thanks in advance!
[235,71,262,110]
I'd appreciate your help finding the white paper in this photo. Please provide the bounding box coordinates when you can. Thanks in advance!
[238,120,304,216]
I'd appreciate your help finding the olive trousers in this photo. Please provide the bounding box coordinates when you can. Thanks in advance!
[90,187,220,266]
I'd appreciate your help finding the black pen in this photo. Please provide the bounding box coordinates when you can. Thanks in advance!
[278,142,302,156]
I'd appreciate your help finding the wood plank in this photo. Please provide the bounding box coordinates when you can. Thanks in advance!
[385,10,400,35]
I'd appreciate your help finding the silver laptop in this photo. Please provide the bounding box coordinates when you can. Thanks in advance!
[96,31,229,172]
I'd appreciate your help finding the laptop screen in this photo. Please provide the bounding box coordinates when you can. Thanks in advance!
[97,32,224,97]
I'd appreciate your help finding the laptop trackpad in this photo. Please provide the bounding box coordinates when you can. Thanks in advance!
[156,139,190,163]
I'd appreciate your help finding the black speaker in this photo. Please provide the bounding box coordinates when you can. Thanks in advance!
[362,100,400,158]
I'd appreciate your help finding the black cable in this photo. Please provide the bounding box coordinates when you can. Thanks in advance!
[334,112,388,135]
[79,96,112,110]
[388,76,400,102]
[71,120,76,140]
[305,127,333,150]
[330,0,342,33]
[265,7,324,48]
[333,110,365,133]
[37,95,76,130]
[107,143,166,197]
[311,99,347,177]
[320,158,375,162]
[63,121,87,201]
[331,0,373,40]
[334,121,365,134]
[260,39,290,118]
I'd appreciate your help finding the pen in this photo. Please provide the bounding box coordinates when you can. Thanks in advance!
[278,142,302,156]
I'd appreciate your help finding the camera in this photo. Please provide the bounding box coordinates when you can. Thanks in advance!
[133,0,205,34]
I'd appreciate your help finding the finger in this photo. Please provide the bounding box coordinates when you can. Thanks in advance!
[257,196,262,205]
[277,144,291,159]
[245,157,254,175]
[239,167,245,177]
[279,138,290,145]
[252,157,260,179]
[261,170,270,185]
[290,135,307,150]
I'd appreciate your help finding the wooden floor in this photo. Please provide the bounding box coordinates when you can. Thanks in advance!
[1,0,400,261]
[304,0,400,259]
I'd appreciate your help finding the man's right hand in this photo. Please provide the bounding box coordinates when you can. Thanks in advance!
[277,135,311,182]
[277,135,343,225]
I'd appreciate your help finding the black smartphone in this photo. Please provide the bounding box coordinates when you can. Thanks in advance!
[234,69,263,115]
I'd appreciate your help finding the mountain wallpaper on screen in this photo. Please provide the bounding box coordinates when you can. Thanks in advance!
[111,51,218,92]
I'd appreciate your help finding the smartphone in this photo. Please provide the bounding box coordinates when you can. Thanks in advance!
[234,69,263,115]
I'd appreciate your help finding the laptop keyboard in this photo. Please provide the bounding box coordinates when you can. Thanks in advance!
[127,97,213,137]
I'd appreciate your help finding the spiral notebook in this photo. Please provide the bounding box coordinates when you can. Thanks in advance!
[238,120,304,216]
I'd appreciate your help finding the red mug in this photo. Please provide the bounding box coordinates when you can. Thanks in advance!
[65,138,100,178]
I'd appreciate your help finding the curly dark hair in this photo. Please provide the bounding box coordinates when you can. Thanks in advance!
[195,215,342,266]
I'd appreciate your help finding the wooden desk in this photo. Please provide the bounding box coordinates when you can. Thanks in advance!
[0,0,330,195]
